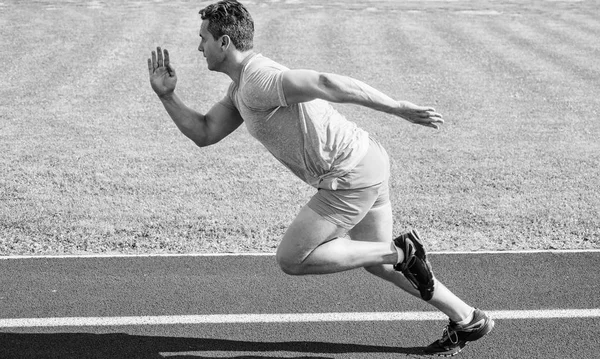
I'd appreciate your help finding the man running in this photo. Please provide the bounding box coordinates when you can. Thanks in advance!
[147,0,494,355]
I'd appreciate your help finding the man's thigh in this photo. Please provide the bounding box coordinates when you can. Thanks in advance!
[348,202,393,243]
[277,179,391,265]
[276,204,347,264]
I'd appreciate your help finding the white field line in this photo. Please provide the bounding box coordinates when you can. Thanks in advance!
[1,249,599,260]
[1,309,599,328]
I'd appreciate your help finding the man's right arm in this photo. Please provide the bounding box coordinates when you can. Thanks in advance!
[159,93,244,147]
[148,47,243,147]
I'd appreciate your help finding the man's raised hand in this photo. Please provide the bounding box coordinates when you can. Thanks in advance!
[148,47,177,98]
[394,101,444,130]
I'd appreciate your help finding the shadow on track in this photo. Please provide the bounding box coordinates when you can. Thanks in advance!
[0,332,427,358]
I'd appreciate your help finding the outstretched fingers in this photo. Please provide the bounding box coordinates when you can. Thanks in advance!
[149,50,157,74]
[163,48,174,76]
[423,110,443,119]
[148,47,173,76]
[410,108,443,129]
[147,58,153,75]
[156,46,164,67]
[426,116,444,129]
[164,49,170,68]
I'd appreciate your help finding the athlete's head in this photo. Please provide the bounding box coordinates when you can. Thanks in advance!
[198,0,254,52]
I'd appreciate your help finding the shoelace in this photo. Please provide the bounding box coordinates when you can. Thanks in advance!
[440,323,459,345]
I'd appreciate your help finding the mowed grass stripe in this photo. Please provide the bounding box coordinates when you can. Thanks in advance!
[3,6,103,101]
[484,17,599,95]
[479,14,600,155]
[366,14,491,119]
[503,18,600,87]
[453,15,600,135]
[559,9,600,37]
[537,15,600,55]
[424,16,525,105]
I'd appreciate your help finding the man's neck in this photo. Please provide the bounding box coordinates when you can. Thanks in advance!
[221,50,256,83]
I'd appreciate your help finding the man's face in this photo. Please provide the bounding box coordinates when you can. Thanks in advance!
[198,20,223,71]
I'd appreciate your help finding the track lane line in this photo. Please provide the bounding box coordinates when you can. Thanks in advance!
[1,249,599,260]
[1,309,599,328]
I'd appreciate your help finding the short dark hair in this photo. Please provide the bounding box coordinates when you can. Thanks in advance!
[199,0,254,52]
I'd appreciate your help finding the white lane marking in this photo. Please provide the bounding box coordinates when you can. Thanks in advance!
[1,249,599,260]
[1,309,599,328]
[0,253,274,260]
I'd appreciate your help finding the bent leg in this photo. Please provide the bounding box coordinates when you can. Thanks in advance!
[348,202,419,296]
[275,204,397,275]
[349,203,475,322]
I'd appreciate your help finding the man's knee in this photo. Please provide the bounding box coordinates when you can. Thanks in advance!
[275,247,307,276]
[276,255,306,276]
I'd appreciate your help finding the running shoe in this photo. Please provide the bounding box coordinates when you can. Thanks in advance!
[393,229,435,301]
[425,308,495,356]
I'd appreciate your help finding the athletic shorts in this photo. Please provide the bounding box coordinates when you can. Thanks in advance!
[307,138,391,230]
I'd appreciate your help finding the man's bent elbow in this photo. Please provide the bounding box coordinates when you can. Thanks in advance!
[317,73,349,103]
[317,73,337,94]
[193,139,211,147]
[189,133,218,147]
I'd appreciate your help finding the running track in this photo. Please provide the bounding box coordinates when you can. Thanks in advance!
[1,251,599,358]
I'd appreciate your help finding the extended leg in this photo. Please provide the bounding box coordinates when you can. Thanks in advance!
[348,203,475,323]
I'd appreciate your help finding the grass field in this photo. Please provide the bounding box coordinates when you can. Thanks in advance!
[1,0,599,255]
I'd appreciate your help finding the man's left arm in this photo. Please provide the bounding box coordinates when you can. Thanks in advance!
[281,69,444,129]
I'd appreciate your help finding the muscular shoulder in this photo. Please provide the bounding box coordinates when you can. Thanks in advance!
[244,55,288,76]
[240,55,290,109]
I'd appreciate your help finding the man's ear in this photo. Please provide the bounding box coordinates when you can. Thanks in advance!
[220,35,231,50]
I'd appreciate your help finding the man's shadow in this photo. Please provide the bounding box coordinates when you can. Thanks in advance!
[0,332,426,358]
